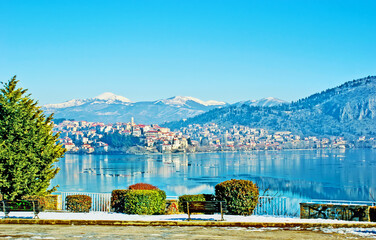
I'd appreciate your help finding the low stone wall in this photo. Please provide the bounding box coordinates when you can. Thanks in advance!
[300,203,376,222]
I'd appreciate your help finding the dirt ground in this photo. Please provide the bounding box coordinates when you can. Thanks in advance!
[0,224,372,239]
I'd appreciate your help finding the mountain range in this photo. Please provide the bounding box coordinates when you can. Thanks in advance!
[43,93,285,124]
[165,76,376,139]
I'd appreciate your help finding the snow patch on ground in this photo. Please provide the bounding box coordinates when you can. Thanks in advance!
[0,211,370,224]
[318,227,376,238]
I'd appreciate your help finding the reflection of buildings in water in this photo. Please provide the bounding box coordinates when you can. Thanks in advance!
[146,156,155,174]
[162,154,172,164]
[180,154,188,166]
[172,155,181,171]
[82,154,93,167]
[154,154,189,173]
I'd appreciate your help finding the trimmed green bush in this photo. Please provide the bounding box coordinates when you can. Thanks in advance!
[215,179,259,216]
[111,189,128,213]
[123,190,166,215]
[111,183,161,213]
[66,195,92,213]
[178,194,215,213]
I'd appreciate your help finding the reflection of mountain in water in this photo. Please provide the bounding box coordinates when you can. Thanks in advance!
[167,185,214,196]
[52,149,376,200]
[241,176,374,201]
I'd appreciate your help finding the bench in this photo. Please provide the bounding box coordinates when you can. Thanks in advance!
[185,201,227,221]
[1,200,41,219]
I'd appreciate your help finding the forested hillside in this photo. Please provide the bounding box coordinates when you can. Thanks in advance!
[164,76,376,139]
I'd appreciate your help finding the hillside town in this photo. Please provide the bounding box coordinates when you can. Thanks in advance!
[54,119,374,154]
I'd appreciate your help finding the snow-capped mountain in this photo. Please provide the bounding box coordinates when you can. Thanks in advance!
[157,96,226,107]
[43,93,227,124]
[94,92,132,103]
[44,99,87,109]
[44,92,132,109]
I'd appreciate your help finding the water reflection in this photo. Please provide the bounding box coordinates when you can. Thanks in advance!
[50,149,376,201]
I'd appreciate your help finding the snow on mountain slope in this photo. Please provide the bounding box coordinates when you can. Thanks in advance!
[44,99,86,109]
[44,92,132,109]
[236,97,288,107]
[157,96,226,107]
[43,93,227,124]
[95,92,132,103]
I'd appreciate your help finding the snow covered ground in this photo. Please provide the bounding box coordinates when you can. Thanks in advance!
[0,211,371,223]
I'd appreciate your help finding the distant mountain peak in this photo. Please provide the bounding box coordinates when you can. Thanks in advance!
[264,97,283,101]
[95,92,132,103]
[160,96,226,106]
[44,99,85,109]
[43,94,226,124]
[44,92,132,109]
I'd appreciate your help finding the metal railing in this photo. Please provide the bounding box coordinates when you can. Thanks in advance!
[53,192,376,218]
[253,196,301,217]
[55,192,299,216]
[57,192,112,212]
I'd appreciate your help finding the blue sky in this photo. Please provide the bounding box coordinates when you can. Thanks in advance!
[1,0,375,105]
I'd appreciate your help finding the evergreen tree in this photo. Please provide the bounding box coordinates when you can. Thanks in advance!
[0,76,65,200]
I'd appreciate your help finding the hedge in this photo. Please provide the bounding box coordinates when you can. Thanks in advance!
[66,195,92,213]
[111,189,128,213]
[111,183,160,213]
[123,190,166,215]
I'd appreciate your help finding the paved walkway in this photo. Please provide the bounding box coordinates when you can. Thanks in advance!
[0,224,374,239]
[1,212,376,239]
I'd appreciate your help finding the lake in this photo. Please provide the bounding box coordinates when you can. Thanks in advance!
[51,149,376,201]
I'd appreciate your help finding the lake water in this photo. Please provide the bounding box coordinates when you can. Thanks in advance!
[51,149,376,201]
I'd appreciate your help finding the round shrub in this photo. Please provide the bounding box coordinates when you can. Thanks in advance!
[111,190,129,213]
[66,195,92,213]
[178,194,215,213]
[215,179,259,216]
[128,183,159,190]
[123,190,166,215]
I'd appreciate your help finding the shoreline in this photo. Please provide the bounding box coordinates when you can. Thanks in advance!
[64,147,372,156]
